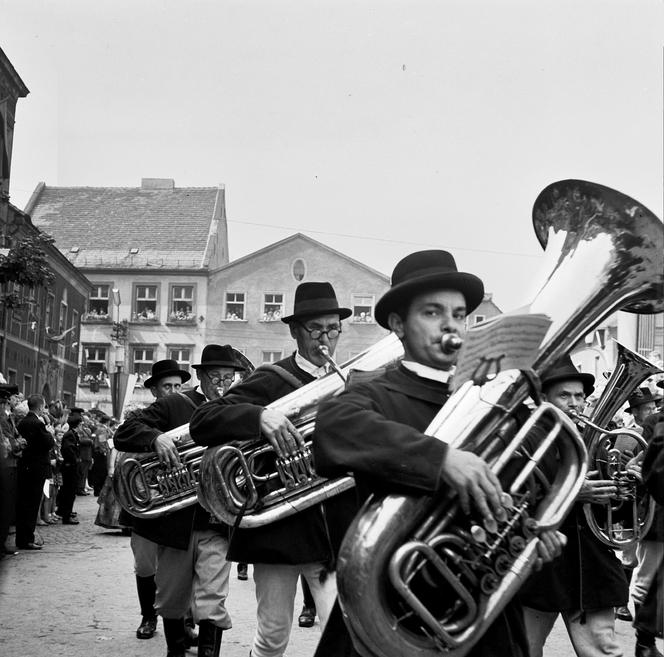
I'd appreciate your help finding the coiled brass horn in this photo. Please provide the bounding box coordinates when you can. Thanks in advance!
[574,341,662,547]
[336,180,664,657]
[196,333,404,527]
[114,350,255,519]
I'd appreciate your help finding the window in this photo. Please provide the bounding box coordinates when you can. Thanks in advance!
[473,314,486,325]
[132,346,156,381]
[262,293,284,321]
[351,294,375,323]
[69,311,79,361]
[168,346,192,371]
[225,292,245,320]
[45,293,55,335]
[169,285,195,322]
[59,300,68,332]
[292,258,306,282]
[261,350,282,364]
[133,285,158,321]
[87,284,110,319]
[23,375,32,396]
[7,369,16,385]
[83,345,108,381]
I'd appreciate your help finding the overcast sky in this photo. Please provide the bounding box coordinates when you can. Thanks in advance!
[2,0,662,311]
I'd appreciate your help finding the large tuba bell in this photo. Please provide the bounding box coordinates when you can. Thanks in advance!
[573,341,662,547]
[114,350,255,519]
[336,180,664,657]
[196,333,404,527]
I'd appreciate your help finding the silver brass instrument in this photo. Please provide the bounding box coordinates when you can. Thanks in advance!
[114,350,255,519]
[196,333,404,527]
[336,179,664,657]
[575,341,662,547]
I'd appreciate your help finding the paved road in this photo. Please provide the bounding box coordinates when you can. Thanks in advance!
[0,494,658,657]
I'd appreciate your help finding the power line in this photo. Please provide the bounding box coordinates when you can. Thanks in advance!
[228,218,541,259]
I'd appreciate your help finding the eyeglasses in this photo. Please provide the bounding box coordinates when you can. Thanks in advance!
[205,372,236,386]
[298,323,342,340]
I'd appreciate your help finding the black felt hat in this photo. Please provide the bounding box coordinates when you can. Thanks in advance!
[540,355,595,396]
[626,387,662,413]
[374,250,484,329]
[143,359,192,388]
[0,384,18,400]
[192,345,247,371]
[280,282,352,324]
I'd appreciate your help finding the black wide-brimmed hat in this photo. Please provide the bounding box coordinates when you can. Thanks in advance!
[374,250,484,329]
[281,282,352,324]
[192,345,247,371]
[540,355,595,396]
[0,384,19,400]
[144,359,192,388]
[626,387,662,413]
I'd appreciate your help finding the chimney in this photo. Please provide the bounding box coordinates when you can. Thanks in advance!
[141,178,174,190]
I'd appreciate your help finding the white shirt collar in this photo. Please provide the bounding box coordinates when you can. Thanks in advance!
[295,351,329,379]
[401,360,453,384]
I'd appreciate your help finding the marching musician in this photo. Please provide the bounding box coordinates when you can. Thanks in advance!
[631,381,664,657]
[519,355,631,657]
[189,282,357,657]
[311,250,565,657]
[114,346,246,657]
[119,359,195,642]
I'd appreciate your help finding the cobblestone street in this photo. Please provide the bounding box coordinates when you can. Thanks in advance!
[0,494,659,657]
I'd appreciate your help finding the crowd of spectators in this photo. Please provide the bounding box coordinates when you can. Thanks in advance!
[0,391,118,556]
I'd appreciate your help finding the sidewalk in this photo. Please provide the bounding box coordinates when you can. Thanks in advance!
[0,494,657,656]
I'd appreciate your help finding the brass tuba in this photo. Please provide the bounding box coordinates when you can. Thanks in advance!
[196,333,404,527]
[574,341,662,547]
[336,180,664,657]
[114,350,255,519]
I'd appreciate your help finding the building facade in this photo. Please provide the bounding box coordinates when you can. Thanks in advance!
[0,47,89,403]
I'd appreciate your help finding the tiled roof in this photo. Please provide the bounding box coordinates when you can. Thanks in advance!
[28,184,220,269]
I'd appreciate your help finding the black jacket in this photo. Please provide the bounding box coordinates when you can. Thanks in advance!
[190,353,357,565]
[17,412,55,479]
[114,389,222,550]
[312,364,528,657]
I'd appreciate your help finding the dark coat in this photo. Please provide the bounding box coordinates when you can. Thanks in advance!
[16,412,55,479]
[114,389,221,550]
[60,429,80,469]
[642,411,664,541]
[312,364,528,657]
[190,353,358,565]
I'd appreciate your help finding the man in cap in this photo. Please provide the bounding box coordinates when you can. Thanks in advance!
[190,282,357,657]
[15,394,55,550]
[115,346,246,657]
[520,355,631,657]
[122,359,193,642]
[626,387,661,432]
[311,250,564,657]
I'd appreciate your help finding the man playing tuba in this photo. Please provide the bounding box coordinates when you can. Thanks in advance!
[312,249,566,657]
[190,282,358,657]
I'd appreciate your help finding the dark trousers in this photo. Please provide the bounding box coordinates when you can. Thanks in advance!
[15,464,46,547]
[56,464,77,520]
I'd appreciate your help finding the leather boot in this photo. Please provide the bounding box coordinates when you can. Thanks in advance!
[135,576,158,639]
[163,617,187,657]
[198,620,223,657]
[184,614,199,648]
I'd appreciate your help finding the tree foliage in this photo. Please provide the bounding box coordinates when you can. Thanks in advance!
[0,233,56,289]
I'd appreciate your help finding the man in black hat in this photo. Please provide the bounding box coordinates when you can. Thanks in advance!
[311,250,564,657]
[626,387,661,431]
[190,282,357,657]
[520,355,630,657]
[115,346,246,657]
[124,359,193,642]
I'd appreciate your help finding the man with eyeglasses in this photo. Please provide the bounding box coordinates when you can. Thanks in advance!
[115,345,247,657]
[190,282,357,657]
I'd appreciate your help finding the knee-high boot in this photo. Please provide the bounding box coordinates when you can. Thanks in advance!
[198,620,223,657]
[135,575,158,639]
[163,617,187,657]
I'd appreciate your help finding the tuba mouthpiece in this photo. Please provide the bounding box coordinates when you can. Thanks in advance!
[441,334,463,354]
